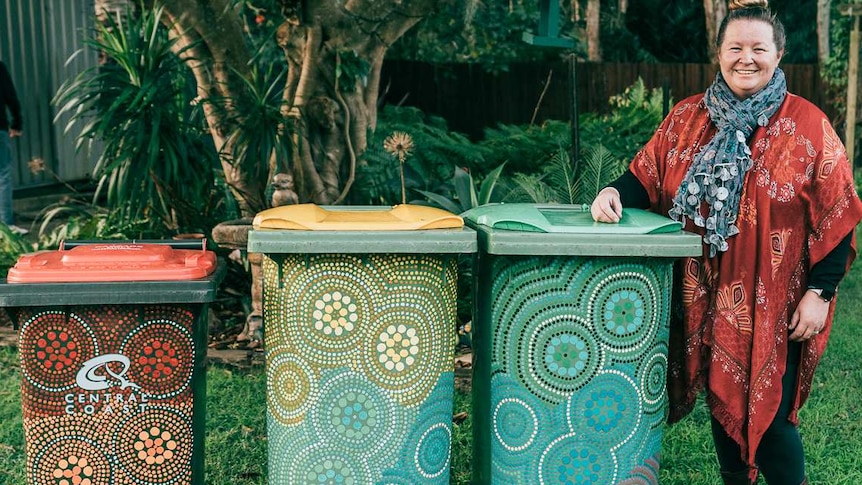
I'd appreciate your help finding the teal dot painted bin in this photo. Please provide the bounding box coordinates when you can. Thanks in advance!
[248,204,476,485]
[463,204,702,485]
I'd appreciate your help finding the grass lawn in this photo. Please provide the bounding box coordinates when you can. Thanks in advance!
[1,261,861,484]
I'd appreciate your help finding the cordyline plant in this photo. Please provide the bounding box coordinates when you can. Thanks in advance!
[54,4,215,234]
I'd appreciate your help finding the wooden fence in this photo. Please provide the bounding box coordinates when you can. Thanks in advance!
[379,61,831,139]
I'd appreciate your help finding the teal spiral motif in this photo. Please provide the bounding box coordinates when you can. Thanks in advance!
[489,373,553,478]
[292,444,370,485]
[567,371,641,448]
[494,397,538,452]
[538,434,615,485]
[589,268,659,354]
[638,341,669,415]
[484,254,673,484]
[310,369,404,457]
[507,311,604,405]
[380,376,454,484]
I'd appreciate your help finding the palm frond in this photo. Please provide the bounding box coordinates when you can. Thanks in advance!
[574,143,626,204]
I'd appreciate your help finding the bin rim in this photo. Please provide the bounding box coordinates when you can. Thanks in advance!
[252,203,464,231]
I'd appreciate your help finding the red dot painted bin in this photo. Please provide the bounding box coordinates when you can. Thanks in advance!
[0,240,224,485]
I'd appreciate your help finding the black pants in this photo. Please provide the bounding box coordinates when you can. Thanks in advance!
[710,342,806,485]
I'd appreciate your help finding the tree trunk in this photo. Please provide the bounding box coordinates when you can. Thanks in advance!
[817,0,831,64]
[160,0,264,217]
[586,0,601,61]
[278,2,432,205]
[156,0,435,217]
[703,0,727,60]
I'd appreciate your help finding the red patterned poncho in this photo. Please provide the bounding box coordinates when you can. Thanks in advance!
[629,92,862,469]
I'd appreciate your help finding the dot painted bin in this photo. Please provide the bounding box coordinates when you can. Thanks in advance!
[463,204,701,485]
[0,239,224,485]
[248,204,476,485]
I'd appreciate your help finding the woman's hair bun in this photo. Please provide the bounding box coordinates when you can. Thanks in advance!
[729,0,768,10]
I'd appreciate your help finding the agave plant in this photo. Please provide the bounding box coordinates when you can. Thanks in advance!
[415,163,507,214]
[53,4,217,236]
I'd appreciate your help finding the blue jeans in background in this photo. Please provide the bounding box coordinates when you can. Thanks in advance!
[0,130,14,225]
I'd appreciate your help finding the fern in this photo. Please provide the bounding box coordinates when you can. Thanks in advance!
[544,147,578,204]
[574,144,626,204]
[503,173,556,203]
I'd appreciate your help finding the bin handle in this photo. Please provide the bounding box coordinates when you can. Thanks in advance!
[60,239,207,251]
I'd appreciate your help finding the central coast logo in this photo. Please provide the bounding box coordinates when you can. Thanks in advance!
[64,354,149,415]
[76,354,141,391]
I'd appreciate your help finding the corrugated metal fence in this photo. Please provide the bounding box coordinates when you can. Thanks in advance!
[380,60,832,139]
[1,0,98,191]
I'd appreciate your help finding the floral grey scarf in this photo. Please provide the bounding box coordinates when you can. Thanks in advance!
[669,68,787,257]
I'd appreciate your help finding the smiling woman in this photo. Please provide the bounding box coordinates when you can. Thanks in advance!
[589,1,862,484]
[716,9,785,99]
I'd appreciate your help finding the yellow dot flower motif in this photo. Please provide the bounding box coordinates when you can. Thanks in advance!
[377,324,420,372]
[312,291,358,336]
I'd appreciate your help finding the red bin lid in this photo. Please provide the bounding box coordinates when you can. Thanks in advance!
[7,242,217,283]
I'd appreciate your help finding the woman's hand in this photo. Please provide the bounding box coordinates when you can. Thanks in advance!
[591,187,624,223]
[788,290,830,341]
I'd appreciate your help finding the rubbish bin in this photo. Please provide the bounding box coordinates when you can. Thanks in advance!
[0,239,224,485]
[463,204,701,485]
[248,204,476,485]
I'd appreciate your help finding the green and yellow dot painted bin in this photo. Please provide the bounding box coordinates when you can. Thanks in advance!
[248,204,476,484]
[462,204,701,485]
[0,239,224,485]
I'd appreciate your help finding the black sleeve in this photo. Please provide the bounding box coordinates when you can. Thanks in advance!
[607,169,650,209]
[808,230,853,292]
[0,62,22,131]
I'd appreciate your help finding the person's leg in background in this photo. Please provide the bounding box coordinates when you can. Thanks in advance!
[0,130,26,234]
[0,130,15,226]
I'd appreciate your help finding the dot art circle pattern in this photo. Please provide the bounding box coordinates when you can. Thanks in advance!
[310,369,403,455]
[262,253,457,484]
[30,436,113,485]
[484,255,672,484]
[121,321,194,400]
[19,312,98,395]
[380,376,455,484]
[539,435,615,485]
[16,304,203,485]
[267,350,319,426]
[113,405,194,484]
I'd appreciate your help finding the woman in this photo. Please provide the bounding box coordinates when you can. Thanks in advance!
[590,1,862,484]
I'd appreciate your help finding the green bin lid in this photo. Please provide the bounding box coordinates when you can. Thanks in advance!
[462,203,702,257]
[248,205,476,254]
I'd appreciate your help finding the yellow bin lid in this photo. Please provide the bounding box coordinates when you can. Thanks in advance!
[252,204,464,231]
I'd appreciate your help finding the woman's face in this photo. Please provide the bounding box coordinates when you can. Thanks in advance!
[718,19,783,100]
